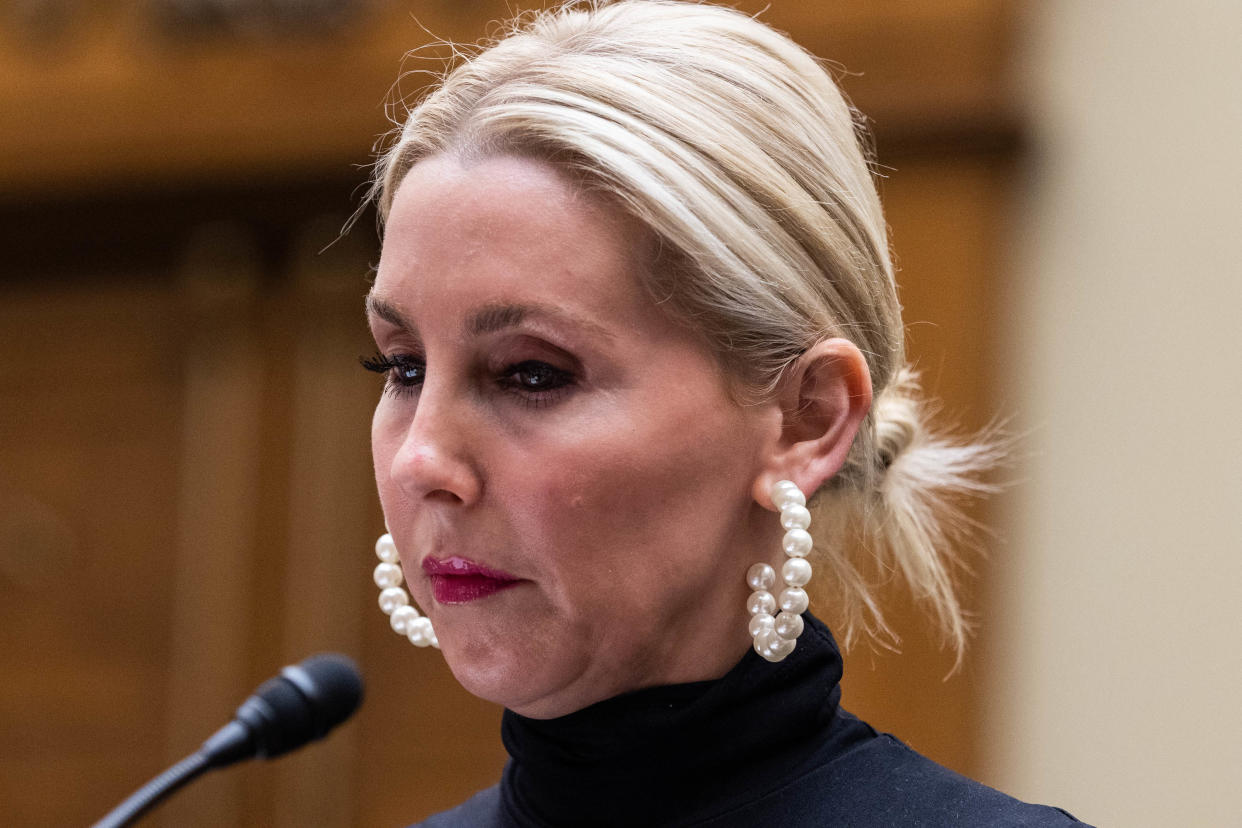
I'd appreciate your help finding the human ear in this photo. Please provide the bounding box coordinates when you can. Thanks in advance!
[751,338,873,509]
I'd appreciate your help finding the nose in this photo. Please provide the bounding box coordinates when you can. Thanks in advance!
[387,382,482,506]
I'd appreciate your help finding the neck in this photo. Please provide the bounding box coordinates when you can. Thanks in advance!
[499,614,853,826]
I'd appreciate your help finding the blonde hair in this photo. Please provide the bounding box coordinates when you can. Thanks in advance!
[369,0,997,657]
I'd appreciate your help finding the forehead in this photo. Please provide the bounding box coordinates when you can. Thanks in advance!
[373,154,655,324]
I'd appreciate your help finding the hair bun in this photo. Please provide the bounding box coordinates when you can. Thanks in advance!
[873,367,921,470]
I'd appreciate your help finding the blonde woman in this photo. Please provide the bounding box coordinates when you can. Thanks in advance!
[362,2,1088,825]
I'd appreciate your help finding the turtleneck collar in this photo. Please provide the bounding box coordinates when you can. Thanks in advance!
[499,614,867,827]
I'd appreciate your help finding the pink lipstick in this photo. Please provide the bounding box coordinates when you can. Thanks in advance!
[422,556,521,604]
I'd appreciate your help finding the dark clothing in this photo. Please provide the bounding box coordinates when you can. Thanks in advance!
[415,615,1089,827]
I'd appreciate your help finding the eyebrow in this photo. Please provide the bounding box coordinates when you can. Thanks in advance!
[365,294,409,329]
[365,293,613,341]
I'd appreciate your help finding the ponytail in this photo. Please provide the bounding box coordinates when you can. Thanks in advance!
[813,368,1003,661]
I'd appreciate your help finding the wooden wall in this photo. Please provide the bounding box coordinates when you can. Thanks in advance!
[0,1,1022,824]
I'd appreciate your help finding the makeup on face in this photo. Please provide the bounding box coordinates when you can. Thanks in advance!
[422,556,523,604]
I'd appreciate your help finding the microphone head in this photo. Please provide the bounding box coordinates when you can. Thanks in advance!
[281,653,365,738]
[232,653,364,760]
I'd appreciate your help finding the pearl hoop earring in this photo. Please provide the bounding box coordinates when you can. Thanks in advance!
[746,480,813,663]
[374,533,440,649]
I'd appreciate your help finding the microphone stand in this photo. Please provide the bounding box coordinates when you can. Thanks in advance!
[92,716,253,828]
[91,751,211,828]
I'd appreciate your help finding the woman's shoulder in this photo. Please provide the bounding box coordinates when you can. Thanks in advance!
[837,733,1090,826]
[703,720,1091,828]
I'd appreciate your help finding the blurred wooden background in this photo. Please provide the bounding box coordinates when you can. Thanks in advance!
[0,1,1023,825]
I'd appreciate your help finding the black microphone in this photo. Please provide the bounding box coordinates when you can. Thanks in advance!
[92,653,364,828]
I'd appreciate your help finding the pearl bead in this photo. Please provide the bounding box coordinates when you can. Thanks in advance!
[755,628,780,652]
[746,590,777,616]
[378,586,409,615]
[390,605,419,634]
[754,628,795,662]
[749,613,775,637]
[772,485,806,510]
[782,557,812,587]
[408,616,434,647]
[768,635,796,660]
[373,562,404,589]
[778,586,809,614]
[782,528,813,557]
[746,562,776,591]
[772,479,800,495]
[375,533,399,563]
[428,630,439,649]
[775,610,804,640]
[779,504,812,531]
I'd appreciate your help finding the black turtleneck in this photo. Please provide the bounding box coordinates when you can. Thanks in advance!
[415,615,1090,827]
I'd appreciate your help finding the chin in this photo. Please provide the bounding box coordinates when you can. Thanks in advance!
[438,627,587,718]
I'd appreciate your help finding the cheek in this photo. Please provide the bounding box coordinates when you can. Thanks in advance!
[505,395,757,600]
[371,402,403,511]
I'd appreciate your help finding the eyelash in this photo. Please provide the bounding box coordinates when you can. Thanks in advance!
[359,352,576,406]
[360,352,425,398]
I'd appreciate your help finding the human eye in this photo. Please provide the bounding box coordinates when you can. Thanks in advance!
[360,351,425,397]
[497,360,575,406]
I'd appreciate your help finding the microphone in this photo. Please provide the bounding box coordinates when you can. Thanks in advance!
[200,652,365,766]
[92,653,364,828]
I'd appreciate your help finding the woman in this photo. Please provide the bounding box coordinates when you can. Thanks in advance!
[362,1,1088,825]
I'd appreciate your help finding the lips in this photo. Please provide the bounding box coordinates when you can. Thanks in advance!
[422,556,522,604]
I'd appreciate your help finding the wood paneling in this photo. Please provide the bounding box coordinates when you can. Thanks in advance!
[156,224,267,828]
[0,0,1019,196]
[0,281,184,825]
